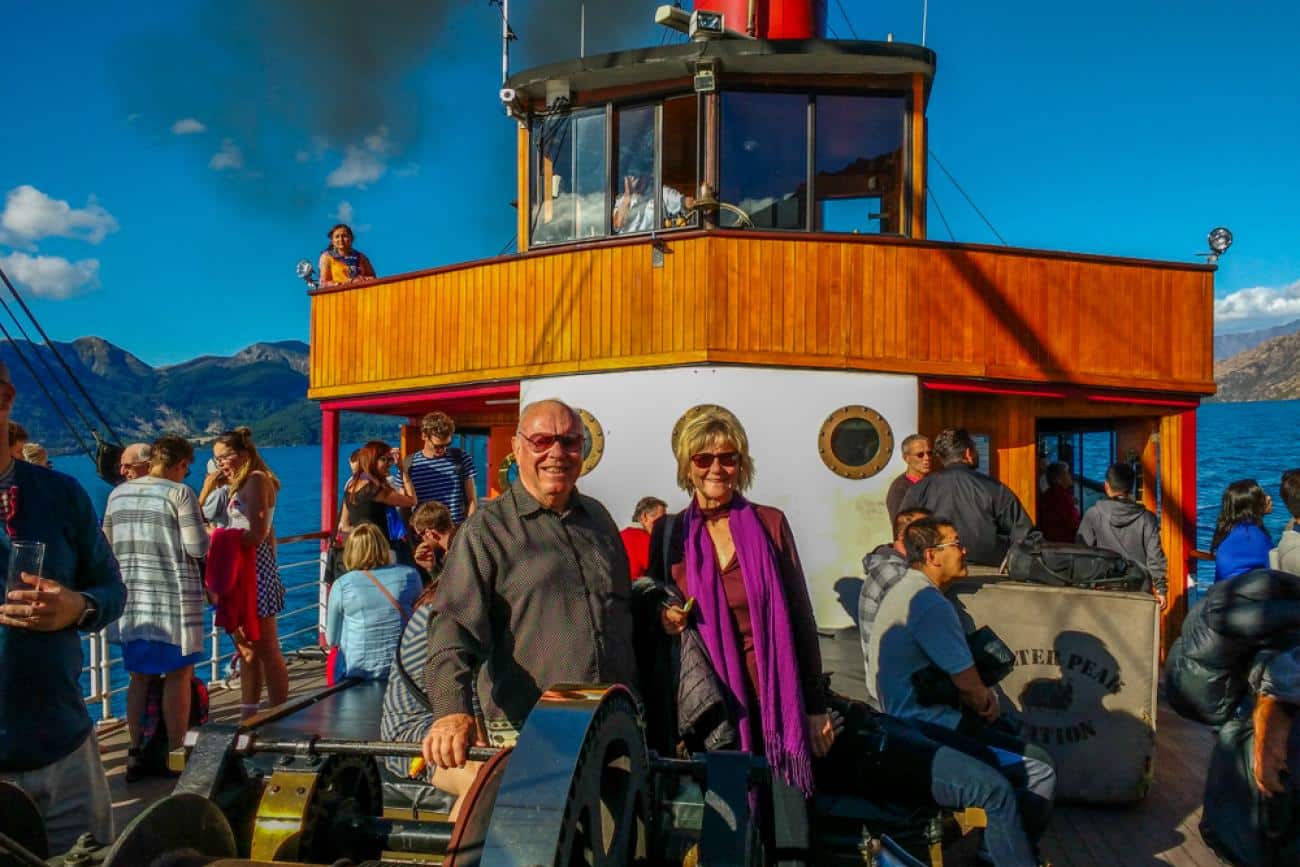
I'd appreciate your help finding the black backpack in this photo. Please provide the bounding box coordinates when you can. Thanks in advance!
[1006,539,1147,592]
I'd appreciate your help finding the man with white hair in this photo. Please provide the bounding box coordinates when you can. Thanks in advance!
[119,442,153,481]
[422,399,636,769]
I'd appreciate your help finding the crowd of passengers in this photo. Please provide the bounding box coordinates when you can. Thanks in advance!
[4,365,1300,863]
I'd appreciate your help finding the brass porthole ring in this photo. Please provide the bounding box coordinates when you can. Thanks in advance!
[817,405,894,480]
[576,408,605,477]
[670,404,742,456]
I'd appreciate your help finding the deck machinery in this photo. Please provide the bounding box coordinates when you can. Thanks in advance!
[0,684,955,867]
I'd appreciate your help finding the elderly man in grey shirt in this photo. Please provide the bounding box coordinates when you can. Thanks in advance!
[422,399,637,770]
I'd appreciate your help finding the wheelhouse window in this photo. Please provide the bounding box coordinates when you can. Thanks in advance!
[815,95,907,234]
[719,93,808,230]
[612,98,699,236]
[530,108,608,245]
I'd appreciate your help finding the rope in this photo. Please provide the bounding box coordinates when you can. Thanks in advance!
[927,187,955,242]
[930,150,1008,246]
[833,0,860,39]
[0,317,95,459]
[0,292,103,441]
[0,265,124,442]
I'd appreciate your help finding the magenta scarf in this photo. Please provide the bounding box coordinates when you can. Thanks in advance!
[683,494,815,795]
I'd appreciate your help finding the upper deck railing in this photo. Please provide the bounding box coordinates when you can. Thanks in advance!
[308,231,1216,402]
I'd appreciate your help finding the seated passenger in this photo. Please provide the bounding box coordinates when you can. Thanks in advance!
[869,517,1056,864]
[1212,479,1273,583]
[410,500,456,583]
[325,522,422,681]
[860,507,931,709]
[1255,647,1299,797]
[1037,462,1080,543]
[317,222,376,287]
[379,574,477,818]
[1273,468,1300,574]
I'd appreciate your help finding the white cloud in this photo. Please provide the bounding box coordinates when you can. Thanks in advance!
[1214,280,1300,323]
[326,127,391,189]
[0,185,119,246]
[171,117,207,135]
[209,139,244,171]
[335,201,354,223]
[0,252,100,299]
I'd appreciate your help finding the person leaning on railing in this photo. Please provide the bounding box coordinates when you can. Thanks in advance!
[0,361,126,853]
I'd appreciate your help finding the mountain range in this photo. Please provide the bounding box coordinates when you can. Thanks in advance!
[1214,318,1300,361]
[1212,329,1300,403]
[0,337,391,455]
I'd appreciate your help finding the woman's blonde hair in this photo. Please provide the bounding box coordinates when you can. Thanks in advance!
[673,407,755,494]
[216,427,280,495]
[343,522,391,571]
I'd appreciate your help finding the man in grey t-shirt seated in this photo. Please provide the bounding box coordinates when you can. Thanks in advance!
[870,517,1056,866]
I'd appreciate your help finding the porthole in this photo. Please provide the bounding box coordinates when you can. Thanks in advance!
[818,405,894,480]
[576,408,605,477]
[670,404,742,455]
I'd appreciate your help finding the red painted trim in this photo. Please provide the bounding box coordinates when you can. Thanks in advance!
[1086,393,1200,409]
[319,382,519,412]
[921,381,1068,399]
[320,408,339,548]
[922,378,1203,408]
[1180,407,1199,579]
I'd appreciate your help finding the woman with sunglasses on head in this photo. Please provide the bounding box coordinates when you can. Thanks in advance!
[341,441,416,552]
[211,427,289,716]
[654,407,833,798]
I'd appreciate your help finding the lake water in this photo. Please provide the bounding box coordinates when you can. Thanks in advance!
[51,399,1300,718]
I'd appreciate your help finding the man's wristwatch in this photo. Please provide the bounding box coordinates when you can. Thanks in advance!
[76,594,98,629]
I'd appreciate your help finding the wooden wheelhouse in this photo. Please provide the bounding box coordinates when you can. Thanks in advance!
[308,0,1214,648]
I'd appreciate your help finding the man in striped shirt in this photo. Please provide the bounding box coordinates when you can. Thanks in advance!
[403,411,477,525]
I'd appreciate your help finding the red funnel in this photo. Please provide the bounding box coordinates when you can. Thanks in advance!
[694,0,827,39]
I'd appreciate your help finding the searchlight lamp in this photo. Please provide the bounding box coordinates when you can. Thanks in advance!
[296,259,319,289]
[1200,227,1233,264]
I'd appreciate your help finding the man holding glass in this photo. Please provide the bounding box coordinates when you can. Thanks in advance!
[0,362,126,854]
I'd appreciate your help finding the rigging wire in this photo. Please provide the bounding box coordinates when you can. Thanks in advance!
[929,151,1008,246]
[497,233,518,256]
[0,266,124,443]
[927,187,955,242]
[0,316,94,458]
[833,0,861,39]
[0,292,103,441]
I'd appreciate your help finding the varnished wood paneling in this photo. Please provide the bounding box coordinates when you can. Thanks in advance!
[308,233,1215,399]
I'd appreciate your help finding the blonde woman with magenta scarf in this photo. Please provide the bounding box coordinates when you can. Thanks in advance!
[659,408,833,796]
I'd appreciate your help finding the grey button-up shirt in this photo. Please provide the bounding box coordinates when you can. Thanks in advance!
[424,481,637,726]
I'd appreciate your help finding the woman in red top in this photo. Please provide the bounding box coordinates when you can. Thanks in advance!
[656,407,832,796]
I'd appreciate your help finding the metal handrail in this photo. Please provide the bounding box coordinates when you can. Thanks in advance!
[85,530,328,724]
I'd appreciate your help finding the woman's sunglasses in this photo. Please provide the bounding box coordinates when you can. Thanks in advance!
[691,451,740,470]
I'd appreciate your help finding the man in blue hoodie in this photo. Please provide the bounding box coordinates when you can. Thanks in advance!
[0,363,126,854]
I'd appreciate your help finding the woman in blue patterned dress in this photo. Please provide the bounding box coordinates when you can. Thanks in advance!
[212,427,289,717]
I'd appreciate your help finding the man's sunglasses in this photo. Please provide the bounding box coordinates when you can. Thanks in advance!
[909,450,934,458]
[517,432,584,453]
[691,451,740,470]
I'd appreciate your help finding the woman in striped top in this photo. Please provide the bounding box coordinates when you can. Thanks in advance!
[102,435,208,779]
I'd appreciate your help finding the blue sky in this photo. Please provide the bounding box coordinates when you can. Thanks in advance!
[2,1,1298,366]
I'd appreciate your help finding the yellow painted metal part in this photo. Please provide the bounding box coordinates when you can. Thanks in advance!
[249,768,322,862]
